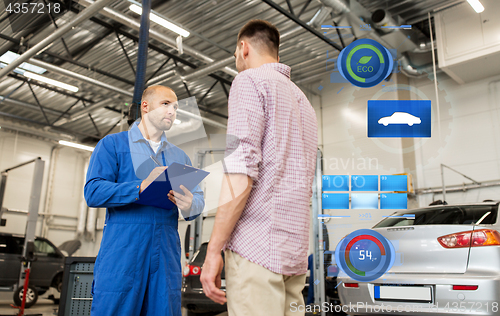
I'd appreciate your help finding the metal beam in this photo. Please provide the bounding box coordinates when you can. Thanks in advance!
[262,0,343,52]
[180,56,235,82]
[28,58,133,97]
[147,57,171,82]
[0,0,115,81]
[51,98,81,124]
[297,0,312,18]
[0,95,68,118]
[42,0,73,59]
[53,98,114,126]
[220,81,229,99]
[0,81,25,107]
[285,0,295,16]
[199,80,219,104]
[8,73,93,104]
[27,81,51,125]
[0,32,135,86]
[0,110,101,140]
[147,70,176,86]
[115,30,136,75]
[88,113,101,136]
[78,0,239,77]
[103,117,122,136]
[26,58,227,128]
[73,15,232,86]
[74,29,114,60]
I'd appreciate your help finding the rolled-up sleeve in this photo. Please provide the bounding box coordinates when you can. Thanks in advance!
[223,73,265,181]
[84,136,142,208]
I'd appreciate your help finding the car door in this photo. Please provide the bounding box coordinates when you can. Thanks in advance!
[29,239,64,288]
[0,235,22,287]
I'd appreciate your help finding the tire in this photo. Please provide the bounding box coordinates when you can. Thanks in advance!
[13,285,38,308]
[55,276,63,293]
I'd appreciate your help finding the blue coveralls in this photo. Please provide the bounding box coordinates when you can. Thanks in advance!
[84,122,204,316]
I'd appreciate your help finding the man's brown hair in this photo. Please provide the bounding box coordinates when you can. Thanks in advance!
[237,20,280,58]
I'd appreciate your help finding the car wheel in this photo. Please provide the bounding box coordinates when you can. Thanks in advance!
[53,274,63,292]
[56,278,63,292]
[13,285,38,308]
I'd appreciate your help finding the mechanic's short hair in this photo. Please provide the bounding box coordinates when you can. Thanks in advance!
[128,85,175,125]
[141,85,174,105]
[238,20,280,58]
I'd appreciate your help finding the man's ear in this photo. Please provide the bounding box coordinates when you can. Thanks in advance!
[141,100,148,114]
[242,40,250,59]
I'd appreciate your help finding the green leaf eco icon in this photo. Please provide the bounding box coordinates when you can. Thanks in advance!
[358,56,372,64]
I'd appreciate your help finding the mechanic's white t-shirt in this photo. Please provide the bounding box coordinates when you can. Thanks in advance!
[147,139,161,154]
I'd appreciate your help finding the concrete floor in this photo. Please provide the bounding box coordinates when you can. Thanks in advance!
[0,291,227,316]
[0,291,58,316]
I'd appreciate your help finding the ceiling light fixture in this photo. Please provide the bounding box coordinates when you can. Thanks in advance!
[467,0,484,13]
[23,72,79,92]
[129,4,190,37]
[0,51,47,74]
[59,140,94,152]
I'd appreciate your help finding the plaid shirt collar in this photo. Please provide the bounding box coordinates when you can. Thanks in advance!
[257,63,291,79]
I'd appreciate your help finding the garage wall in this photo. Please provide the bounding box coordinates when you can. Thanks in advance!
[0,130,102,257]
[0,130,52,238]
[411,72,500,205]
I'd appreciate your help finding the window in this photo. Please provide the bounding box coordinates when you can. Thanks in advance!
[374,205,498,228]
[34,240,57,257]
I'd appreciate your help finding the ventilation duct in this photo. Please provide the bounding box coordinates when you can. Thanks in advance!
[308,6,333,28]
[320,0,349,15]
[371,9,398,33]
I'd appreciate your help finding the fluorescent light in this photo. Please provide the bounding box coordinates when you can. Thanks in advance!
[129,4,190,37]
[467,0,484,13]
[59,140,94,152]
[23,72,79,92]
[174,119,181,125]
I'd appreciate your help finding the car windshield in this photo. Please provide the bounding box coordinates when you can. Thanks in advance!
[374,205,498,228]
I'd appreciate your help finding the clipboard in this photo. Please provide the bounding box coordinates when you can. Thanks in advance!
[135,162,209,210]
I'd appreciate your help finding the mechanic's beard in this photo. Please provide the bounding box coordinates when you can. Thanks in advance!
[152,117,172,131]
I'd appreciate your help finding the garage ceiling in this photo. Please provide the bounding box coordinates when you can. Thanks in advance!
[0,0,465,144]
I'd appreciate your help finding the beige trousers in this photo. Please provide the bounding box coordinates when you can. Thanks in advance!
[224,250,306,316]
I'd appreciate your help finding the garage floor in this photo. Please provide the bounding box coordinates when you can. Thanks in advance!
[0,292,227,316]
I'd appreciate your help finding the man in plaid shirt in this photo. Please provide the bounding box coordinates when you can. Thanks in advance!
[201,20,318,315]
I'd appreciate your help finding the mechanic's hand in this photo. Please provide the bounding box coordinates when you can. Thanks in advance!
[200,251,226,304]
[168,185,193,211]
[140,166,167,193]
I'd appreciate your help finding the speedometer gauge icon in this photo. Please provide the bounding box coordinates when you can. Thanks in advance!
[335,229,396,282]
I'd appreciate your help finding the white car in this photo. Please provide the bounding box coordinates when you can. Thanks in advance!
[337,202,500,316]
[378,112,421,126]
